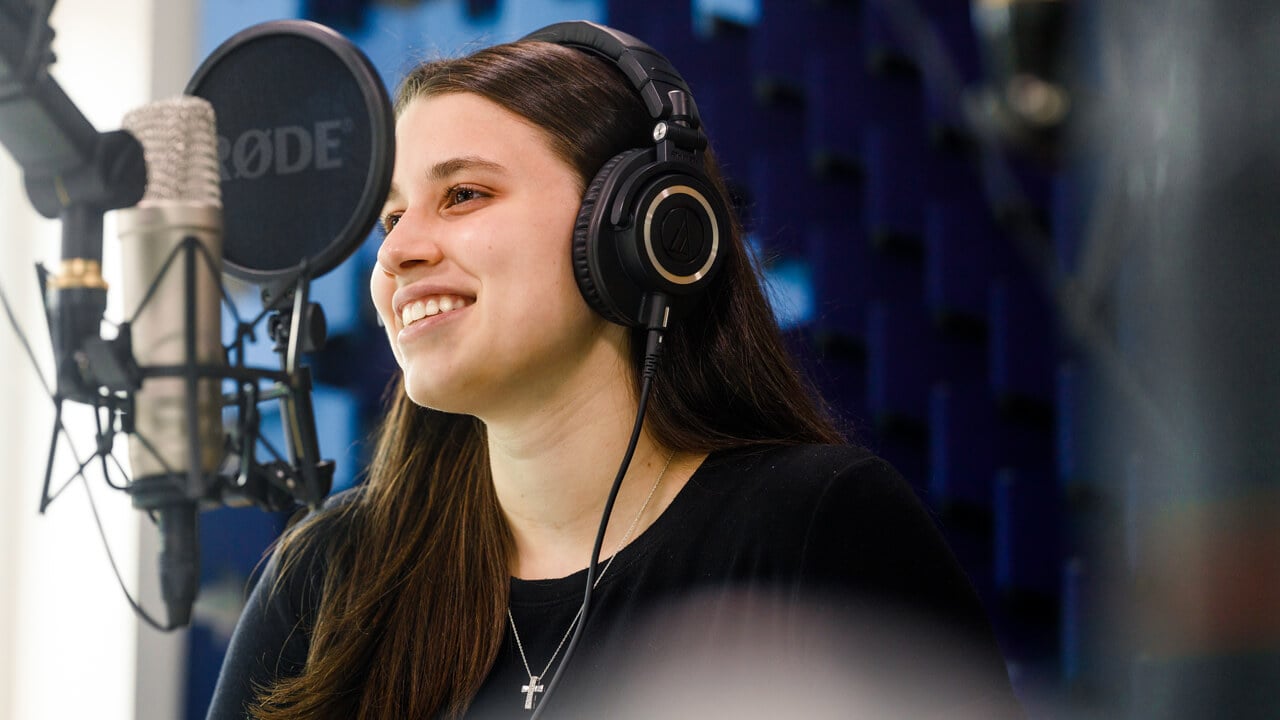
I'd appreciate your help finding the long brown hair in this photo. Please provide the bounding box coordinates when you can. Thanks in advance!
[251,39,845,719]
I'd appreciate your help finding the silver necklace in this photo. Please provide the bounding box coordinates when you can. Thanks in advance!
[507,450,675,711]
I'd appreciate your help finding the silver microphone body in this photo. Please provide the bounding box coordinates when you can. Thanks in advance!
[118,97,224,490]
[117,203,224,485]
[118,96,224,627]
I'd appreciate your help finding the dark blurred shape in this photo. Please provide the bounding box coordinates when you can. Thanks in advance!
[969,0,1072,160]
[466,0,499,20]
[0,0,147,218]
[304,0,371,30]
[583,590,1024,719]
[1075,1,1280,717]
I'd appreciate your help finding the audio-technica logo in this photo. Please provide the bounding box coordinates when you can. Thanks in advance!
[661,207,701,262]
[218,118,353,180]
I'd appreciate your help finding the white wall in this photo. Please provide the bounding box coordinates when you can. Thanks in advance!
[0,1,199,718]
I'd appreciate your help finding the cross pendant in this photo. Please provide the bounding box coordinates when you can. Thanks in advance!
[521,675,545,710]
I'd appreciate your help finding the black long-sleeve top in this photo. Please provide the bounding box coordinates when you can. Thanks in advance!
[208,444,1023,719]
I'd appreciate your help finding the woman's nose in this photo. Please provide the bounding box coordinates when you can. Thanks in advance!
[376,213,444,274]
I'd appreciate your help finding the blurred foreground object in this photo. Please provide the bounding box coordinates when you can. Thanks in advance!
[970,0,1072,159]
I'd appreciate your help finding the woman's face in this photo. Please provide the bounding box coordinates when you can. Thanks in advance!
[372,92,622,417]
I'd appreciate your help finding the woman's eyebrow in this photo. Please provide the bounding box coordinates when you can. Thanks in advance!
[428,155,505,183]
[382,156,505,212]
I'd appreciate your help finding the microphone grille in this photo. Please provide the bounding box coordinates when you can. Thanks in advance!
[122,97,222,207]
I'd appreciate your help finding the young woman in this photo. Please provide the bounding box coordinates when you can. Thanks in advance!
[208,23,1021,720]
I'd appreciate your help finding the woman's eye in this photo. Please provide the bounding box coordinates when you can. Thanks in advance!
[380,212,401,235]
[445,185,486,207]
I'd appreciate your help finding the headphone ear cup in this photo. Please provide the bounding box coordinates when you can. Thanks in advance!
[573,150,645,326]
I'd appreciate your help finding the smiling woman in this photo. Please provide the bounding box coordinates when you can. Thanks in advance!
[206,21,1023,720]
[372,92,607,419]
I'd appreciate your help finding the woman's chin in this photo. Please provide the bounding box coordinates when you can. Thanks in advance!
[404,384,468,414]
[402,373,488,417]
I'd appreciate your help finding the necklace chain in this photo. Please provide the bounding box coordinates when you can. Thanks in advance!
[508,450,675,710]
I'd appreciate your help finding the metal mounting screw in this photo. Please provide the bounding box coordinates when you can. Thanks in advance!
[653,122,668,142]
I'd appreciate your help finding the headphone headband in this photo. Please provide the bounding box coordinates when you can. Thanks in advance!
[520,21,702,131]
[521,20,727,328]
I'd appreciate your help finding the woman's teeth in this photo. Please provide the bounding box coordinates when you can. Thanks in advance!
[401,295,472,327]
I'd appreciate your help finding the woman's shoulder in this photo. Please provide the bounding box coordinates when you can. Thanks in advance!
[694,443,915,514]
[660,443,931,572]
[289,484,366,540]
[264,485,367,606]
[206,490,367,718]
[703,442,877,473]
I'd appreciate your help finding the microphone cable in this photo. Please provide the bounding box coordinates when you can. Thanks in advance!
[530,295,670,719]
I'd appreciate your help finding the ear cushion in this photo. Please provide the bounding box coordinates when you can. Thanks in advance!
[572,150,641,325]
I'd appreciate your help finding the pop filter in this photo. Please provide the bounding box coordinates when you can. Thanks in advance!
[186,20,393,284]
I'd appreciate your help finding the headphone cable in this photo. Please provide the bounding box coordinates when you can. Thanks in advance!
[531,295,669,718]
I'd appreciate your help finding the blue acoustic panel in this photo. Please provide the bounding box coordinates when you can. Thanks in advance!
[988,276,1055,412]
[746,2,812,257]
[994,360,1057,503]
[309,240,367,336]
[861,2,925,238]
[201,0,301,58]
[694,0,759,28]
[1055,361,1084,487]
[807,193,869,341]
[867,299,934,430]
[924,198,997,331]
[502,0,607,36]
[607,0,696,59]
[186,505,290,719]
[353,0,605,86]
[917,0,983,137]
[863,0,918,78]
[832,367,870,439]
[995,468,1061,598]
[929,381,998,511]
[749,137,808,256]
[865,120,927,253]
[761,256,815,328]
[804,2,866,182]
[312,386,360,493]
[306,0,371,30]
[810,339,868,437]
[753,0,812,81]
[692,19,754,184]
[933,327,987,386]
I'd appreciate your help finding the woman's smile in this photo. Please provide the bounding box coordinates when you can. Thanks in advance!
[399,294,473,328]
[395,295,474,345]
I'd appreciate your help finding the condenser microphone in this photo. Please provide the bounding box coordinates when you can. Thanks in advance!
[117,96,224,628]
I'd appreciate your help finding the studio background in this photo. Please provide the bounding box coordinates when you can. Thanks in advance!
[3,1,1277,719]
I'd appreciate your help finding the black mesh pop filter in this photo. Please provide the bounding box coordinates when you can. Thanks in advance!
[186,20,393,283]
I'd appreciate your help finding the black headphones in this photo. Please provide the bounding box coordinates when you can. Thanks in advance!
[520,21,729,329]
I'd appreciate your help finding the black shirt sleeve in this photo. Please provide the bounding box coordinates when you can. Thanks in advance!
[796,452,1025,718]
[205,547,313,720]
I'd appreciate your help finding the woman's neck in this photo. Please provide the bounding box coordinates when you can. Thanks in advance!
[483,365,691,580]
